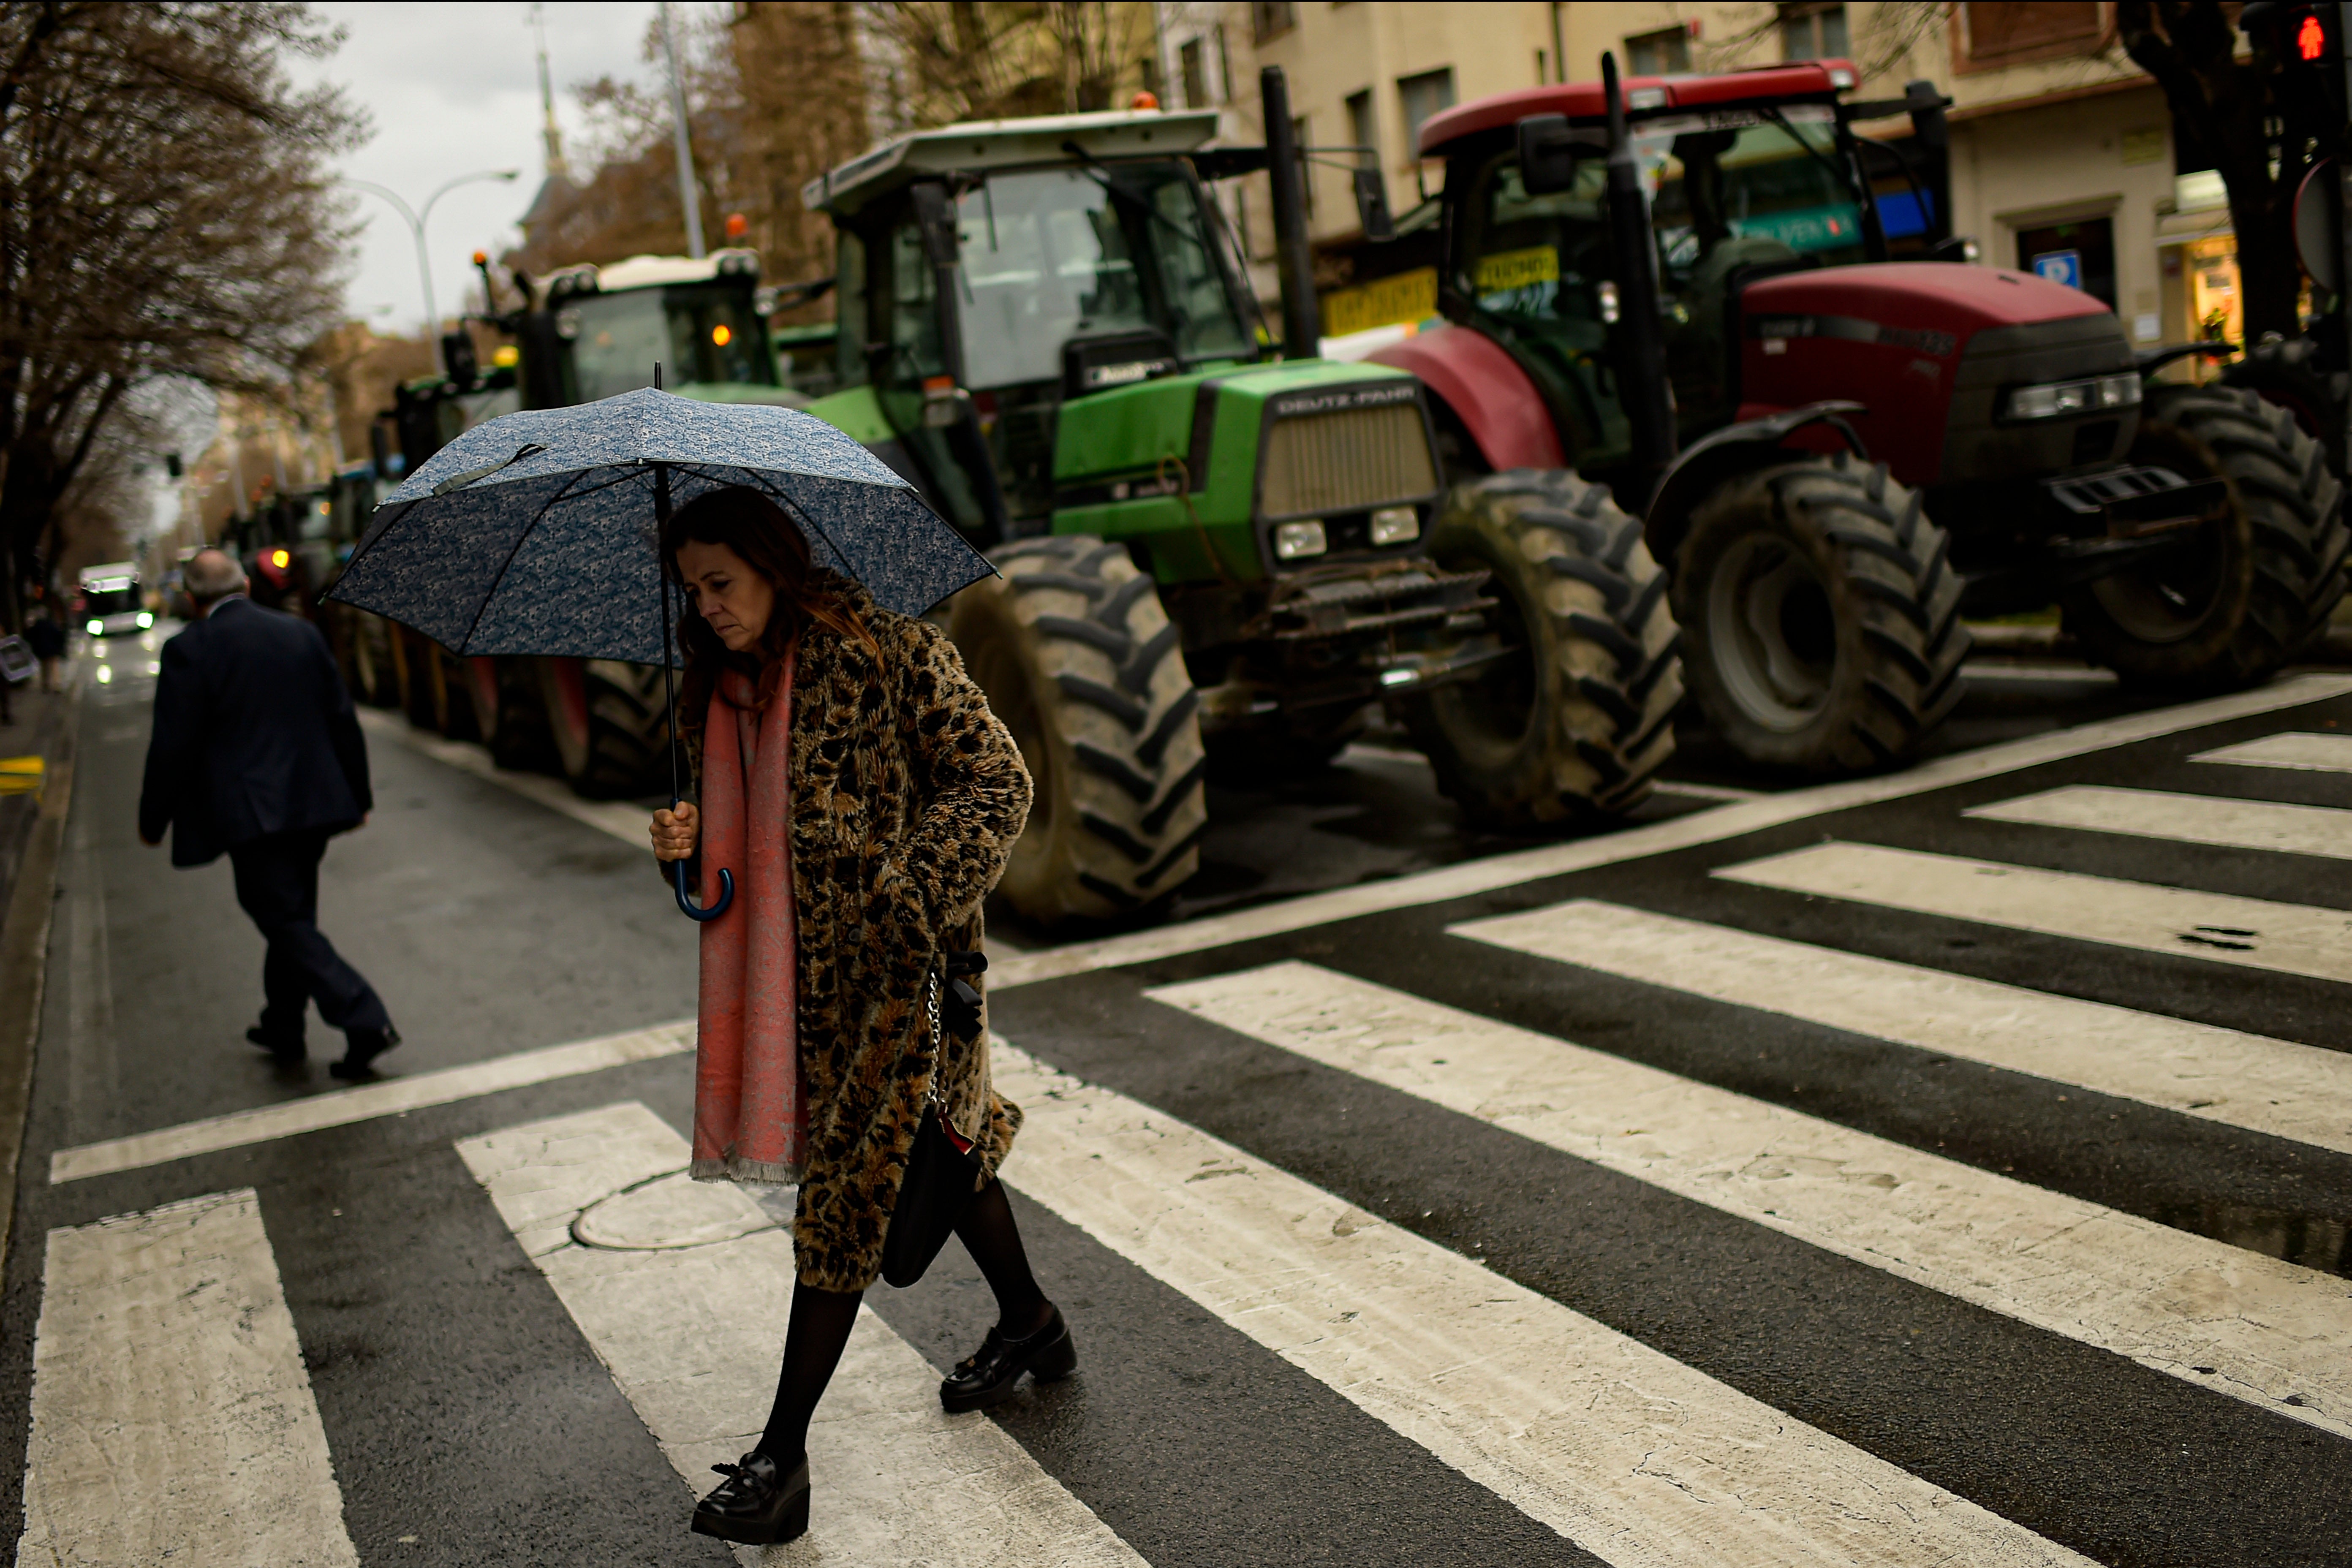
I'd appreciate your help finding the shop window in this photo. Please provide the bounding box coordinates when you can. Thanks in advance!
[2016,216,2117,311]
[2187,236,2241,354]
[1251,1,1297,44]
[1958,2,2108,71]
[1779,3,1849,60]
[1398,68,1455,155]
[1180,37,1209,107]
[1346,89,1379,168]
[1627,25,1691,74]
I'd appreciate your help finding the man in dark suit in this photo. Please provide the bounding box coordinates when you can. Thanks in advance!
[139,549,399,1078]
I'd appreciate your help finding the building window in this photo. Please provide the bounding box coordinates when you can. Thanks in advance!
[1779,3,1849,60]
[1252,1,1297,44]
[1626,25,1691,75]
[2016,216,2117,311]
[1957,2,2107,70]
[1215,25,1233,105]
[1397,67,1455,158]
[1293,115,1314,216]
[1346,89,1378,168]
[1180,36,1209,108]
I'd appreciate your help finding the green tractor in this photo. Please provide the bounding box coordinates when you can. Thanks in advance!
[354,247,814,794]
[795,69,1681,924]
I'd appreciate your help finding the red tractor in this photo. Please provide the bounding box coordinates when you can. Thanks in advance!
[1362,57,2345,778]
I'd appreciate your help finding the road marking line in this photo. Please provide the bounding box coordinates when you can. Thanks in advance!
[15,1190,358,1567]
[2193,730,2352,773]
[1716,841,2352,986]
[1148,962,2352,1443]
[990,675,2352,991]
[1454,899,2352,1158]
[48,1020,694,1185]
[456,1103,1146,1568]
[358,707,653,848]
[1968,784,2352,860]
[990,1038,2093,1568]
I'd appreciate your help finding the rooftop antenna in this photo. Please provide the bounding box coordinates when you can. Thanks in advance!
[530,2,569,182]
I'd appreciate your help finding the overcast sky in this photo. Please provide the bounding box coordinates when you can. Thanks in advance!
[292,2,722,337]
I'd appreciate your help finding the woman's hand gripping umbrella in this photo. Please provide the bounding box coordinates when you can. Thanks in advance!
[325,381,994,919]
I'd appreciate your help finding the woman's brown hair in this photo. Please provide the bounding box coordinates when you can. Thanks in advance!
[660,486,878,719]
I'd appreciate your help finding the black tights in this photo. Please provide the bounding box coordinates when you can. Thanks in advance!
[756,1176,1047,1461]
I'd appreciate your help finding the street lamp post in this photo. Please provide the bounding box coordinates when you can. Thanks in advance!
[341,168,521,373]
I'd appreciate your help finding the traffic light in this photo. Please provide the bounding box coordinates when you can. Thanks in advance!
[2245,2,2347,136]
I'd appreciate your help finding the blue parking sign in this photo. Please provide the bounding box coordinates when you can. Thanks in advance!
[2031,249,2083,289]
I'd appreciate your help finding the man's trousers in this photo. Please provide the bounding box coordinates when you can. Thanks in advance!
[228,829,390,1040]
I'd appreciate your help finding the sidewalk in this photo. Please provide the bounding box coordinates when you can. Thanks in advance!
[0,663,87,1264]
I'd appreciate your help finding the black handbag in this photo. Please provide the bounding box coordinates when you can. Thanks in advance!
[879,951,987,1288]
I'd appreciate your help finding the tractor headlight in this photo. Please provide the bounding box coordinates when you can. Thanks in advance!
[85,619,102,635]
[2004,372,2142,421]
[1368,505,1420,546]
[1273,519,1328,560]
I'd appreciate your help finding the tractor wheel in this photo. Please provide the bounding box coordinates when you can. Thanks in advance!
[2063,385,2347,688]
[1403,469,1681,826]
[948,534,1207,925]
[1675,454,1968,774]
[465,656,553,771]
[389,626,468,735]
[345,610,398,707]
[536,657,669,798]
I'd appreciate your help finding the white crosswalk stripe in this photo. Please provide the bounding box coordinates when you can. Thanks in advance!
[1967,784,2352,859]
[987,1038,2094,1568]
[15,1190,358,1568]
[456,1102,1146,1568]
[1451,899,2352,1156]
[1145,961,2352,1441]
[1717,840,2352,984]
[2192,731,2352,772]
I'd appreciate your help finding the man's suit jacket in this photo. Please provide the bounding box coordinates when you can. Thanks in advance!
[138,596,372,867]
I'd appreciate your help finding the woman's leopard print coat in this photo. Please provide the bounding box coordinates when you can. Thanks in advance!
[682,577,1032,1292]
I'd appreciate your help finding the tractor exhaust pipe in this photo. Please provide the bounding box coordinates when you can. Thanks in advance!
[1602,52,1678,503]
[1261,65,1323,359]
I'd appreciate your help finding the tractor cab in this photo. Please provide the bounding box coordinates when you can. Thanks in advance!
[526,250,804,410]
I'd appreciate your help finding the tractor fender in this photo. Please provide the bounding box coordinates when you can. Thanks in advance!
[1645,399,1868,568]
[1365,324,1568,472]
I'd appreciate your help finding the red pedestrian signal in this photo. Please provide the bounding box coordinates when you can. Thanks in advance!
[2300,11,2328,60]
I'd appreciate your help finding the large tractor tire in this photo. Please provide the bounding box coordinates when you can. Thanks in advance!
[2063,384,2347,688]
[948,534,1207,925]
[390,627,477,739]
[1403,469,1682,826]
[341,609,398,707]
[536,657,669,798]
[1675,454,1967,774]
[464,656,554,771]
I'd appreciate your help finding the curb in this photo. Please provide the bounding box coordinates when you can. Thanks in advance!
[0,682,80,1261]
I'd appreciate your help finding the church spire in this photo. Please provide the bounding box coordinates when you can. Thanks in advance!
[533,2,569,182]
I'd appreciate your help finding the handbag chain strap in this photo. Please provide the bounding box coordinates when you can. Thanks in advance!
[922,964,944,1111]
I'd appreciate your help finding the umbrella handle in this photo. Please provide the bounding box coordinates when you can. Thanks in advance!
[673,858,734,922]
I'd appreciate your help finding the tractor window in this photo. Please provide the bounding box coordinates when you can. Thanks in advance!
[944,164,1250,390]
[560,285,773,402]
[832,228,869,388]
[1455,151,1631,467]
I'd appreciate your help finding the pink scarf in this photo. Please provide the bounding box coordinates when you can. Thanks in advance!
[690,652,803,1184]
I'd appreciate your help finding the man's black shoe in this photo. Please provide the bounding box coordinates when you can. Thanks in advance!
[329,1025,400,1080]
[939,1304,1076,1412]
[690,1450,810,1545]
[245,1025,305,1063]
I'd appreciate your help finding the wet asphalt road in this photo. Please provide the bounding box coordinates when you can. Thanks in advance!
[5,631,2349,1567]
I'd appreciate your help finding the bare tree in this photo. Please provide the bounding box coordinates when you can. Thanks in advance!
[2118,0,2313,343]
[858,2,1154,129]
[0,2,360,621]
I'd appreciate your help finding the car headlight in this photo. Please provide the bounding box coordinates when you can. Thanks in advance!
[85,619,102,635]
[1273,519,1328,560]
[2004,372,2142,421]
[1369,505,1420,546]
[136,611,153,628]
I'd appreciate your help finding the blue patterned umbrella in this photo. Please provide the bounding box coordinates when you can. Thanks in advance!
[326,385,991,922]
[328,385,990,662]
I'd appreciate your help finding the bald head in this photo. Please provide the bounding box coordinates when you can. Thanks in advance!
[183,549,247,607]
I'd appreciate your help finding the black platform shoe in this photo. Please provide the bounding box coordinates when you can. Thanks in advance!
[690,1449,811,1545]
[329,1025,400,1080]
[940,1305,1077,1413]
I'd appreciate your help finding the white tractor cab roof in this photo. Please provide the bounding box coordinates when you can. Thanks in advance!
[541,247,761,304]
[805,108,1223,217]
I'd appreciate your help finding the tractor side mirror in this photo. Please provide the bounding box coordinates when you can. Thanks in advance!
[909,183,961,267]
[1516,114,1608,196]
[1352,168,1395,242]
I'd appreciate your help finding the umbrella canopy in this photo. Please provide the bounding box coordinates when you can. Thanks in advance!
[328,386,990,663]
